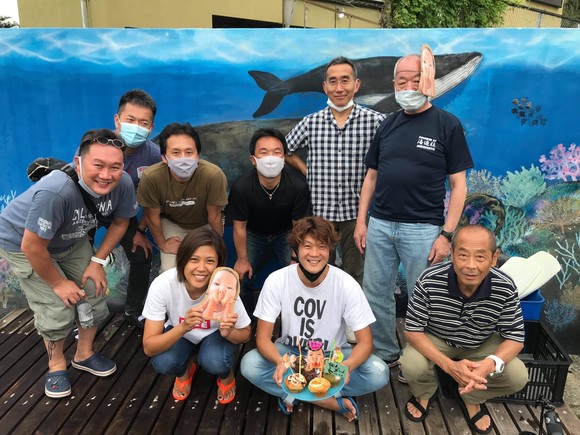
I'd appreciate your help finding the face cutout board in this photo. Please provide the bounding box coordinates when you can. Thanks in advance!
[419,43,436,98]
[199,266,240,322]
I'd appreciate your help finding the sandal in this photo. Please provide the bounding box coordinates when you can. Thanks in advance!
[458,400,493,434]
[404,396,430,422]
[172,362,197,401]
[337,396,359,420]
[217,377,236,405]
[45,370,72,398]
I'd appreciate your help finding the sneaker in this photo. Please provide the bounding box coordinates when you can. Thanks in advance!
[72,353,117,377]
[45,370,72,398]
[397,372,408,384]
[384,357,400,368]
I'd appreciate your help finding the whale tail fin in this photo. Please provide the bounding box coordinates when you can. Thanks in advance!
[249,70,290,118]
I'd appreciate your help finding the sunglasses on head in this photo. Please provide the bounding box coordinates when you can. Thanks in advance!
[92,137,126,149]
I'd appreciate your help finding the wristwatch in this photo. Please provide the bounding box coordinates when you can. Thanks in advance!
[486,355,505,376]
[439,229,454,242]
[91,253,114,267]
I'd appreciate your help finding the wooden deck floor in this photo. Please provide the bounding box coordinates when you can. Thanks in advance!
[1,309,579,435]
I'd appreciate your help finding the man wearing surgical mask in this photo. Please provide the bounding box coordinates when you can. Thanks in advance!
[285,57,385,291]
[226,129,310,317]
[354,54,473,370]
[80,90,161,328]
[137,122,228,273]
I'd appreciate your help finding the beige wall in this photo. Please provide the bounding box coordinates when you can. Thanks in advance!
[502,0,564,28]
[18,0,380,28]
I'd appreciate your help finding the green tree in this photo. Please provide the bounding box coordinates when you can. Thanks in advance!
[0,16,19,28]
[380,0,512,28]
[563,0,580,20]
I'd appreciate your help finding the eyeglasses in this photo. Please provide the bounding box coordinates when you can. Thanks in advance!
[325,78,354,88]
[93,137,126,149]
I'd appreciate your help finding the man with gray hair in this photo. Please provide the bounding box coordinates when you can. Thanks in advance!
[355,53,473,367]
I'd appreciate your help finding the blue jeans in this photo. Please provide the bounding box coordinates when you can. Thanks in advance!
[150,328,238,379]
[240,343,389,403]
[241,230,291,316]
[362,218,440,361]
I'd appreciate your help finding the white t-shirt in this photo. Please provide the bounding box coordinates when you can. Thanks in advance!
[143,268,251,344]
[254,264,375,351]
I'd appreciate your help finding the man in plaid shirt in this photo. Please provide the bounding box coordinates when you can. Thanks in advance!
[285,56,385,287]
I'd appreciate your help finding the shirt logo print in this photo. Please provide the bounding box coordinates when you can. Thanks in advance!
[416,136,437,151]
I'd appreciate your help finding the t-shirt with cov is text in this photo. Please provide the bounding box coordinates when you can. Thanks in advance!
[254,264,375,351]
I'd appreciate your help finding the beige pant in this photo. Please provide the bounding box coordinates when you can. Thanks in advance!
[0,238,109,341]
[399,332,528,405]
[159,219,210,273]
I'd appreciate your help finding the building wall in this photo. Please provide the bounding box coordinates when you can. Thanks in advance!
[18,0,381,28]
[503,0,564,28]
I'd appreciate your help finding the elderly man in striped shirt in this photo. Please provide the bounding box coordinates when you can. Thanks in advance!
[399,225,528,434]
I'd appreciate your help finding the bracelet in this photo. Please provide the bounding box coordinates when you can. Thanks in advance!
[136,227,147,235]
[90,252,115,267]
[439,229,454,242]
[91,256,109,266]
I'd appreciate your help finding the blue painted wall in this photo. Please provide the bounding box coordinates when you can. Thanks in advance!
[0,28,578,351]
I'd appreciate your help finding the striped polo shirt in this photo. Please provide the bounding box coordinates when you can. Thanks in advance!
[405,262,525,348]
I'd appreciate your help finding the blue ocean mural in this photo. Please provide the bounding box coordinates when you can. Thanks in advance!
[0,28,578,350]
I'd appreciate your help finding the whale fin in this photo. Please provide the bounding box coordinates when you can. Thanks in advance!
[249,70,281,91]
[249,70,290,117]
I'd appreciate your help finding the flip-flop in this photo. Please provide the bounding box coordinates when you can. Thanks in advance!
[172,362,197,401]
[337,396,359,420]
[404,396,430,422]
[217,377,236,405]
[458,399,493,434]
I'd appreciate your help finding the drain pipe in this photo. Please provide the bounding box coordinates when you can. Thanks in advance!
[80,0,89,28]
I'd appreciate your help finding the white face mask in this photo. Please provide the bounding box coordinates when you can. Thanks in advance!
[166,156,198,179]
[254,155,284,178]
[327,98,354,113]
[395,90,428,113]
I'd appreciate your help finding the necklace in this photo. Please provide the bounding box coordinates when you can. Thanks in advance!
[260,182,280,200]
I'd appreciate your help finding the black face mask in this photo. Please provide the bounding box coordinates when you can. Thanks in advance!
[298,261,327,283]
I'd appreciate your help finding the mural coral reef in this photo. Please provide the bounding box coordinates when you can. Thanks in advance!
[466,148,579,336]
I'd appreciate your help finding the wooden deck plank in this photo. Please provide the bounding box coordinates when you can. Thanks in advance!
[486,401,520,434]
[0,309,31,334]
[312,405,333,435]
[375,379,403,434]
[1,309,579,434]
[60,325,143,434]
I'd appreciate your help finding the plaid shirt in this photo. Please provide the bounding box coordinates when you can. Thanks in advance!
[286,104,385,221]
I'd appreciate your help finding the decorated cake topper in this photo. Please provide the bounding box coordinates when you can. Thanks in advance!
[198,267,240,322]
[419,43,436,98]
[308,340,323,351]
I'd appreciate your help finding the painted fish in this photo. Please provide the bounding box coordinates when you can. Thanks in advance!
[249,52,482,117]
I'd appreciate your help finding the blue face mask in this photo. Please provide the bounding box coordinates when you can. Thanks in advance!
[119,122,149,148]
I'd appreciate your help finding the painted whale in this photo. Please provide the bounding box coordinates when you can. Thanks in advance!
[249,52,482,117]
